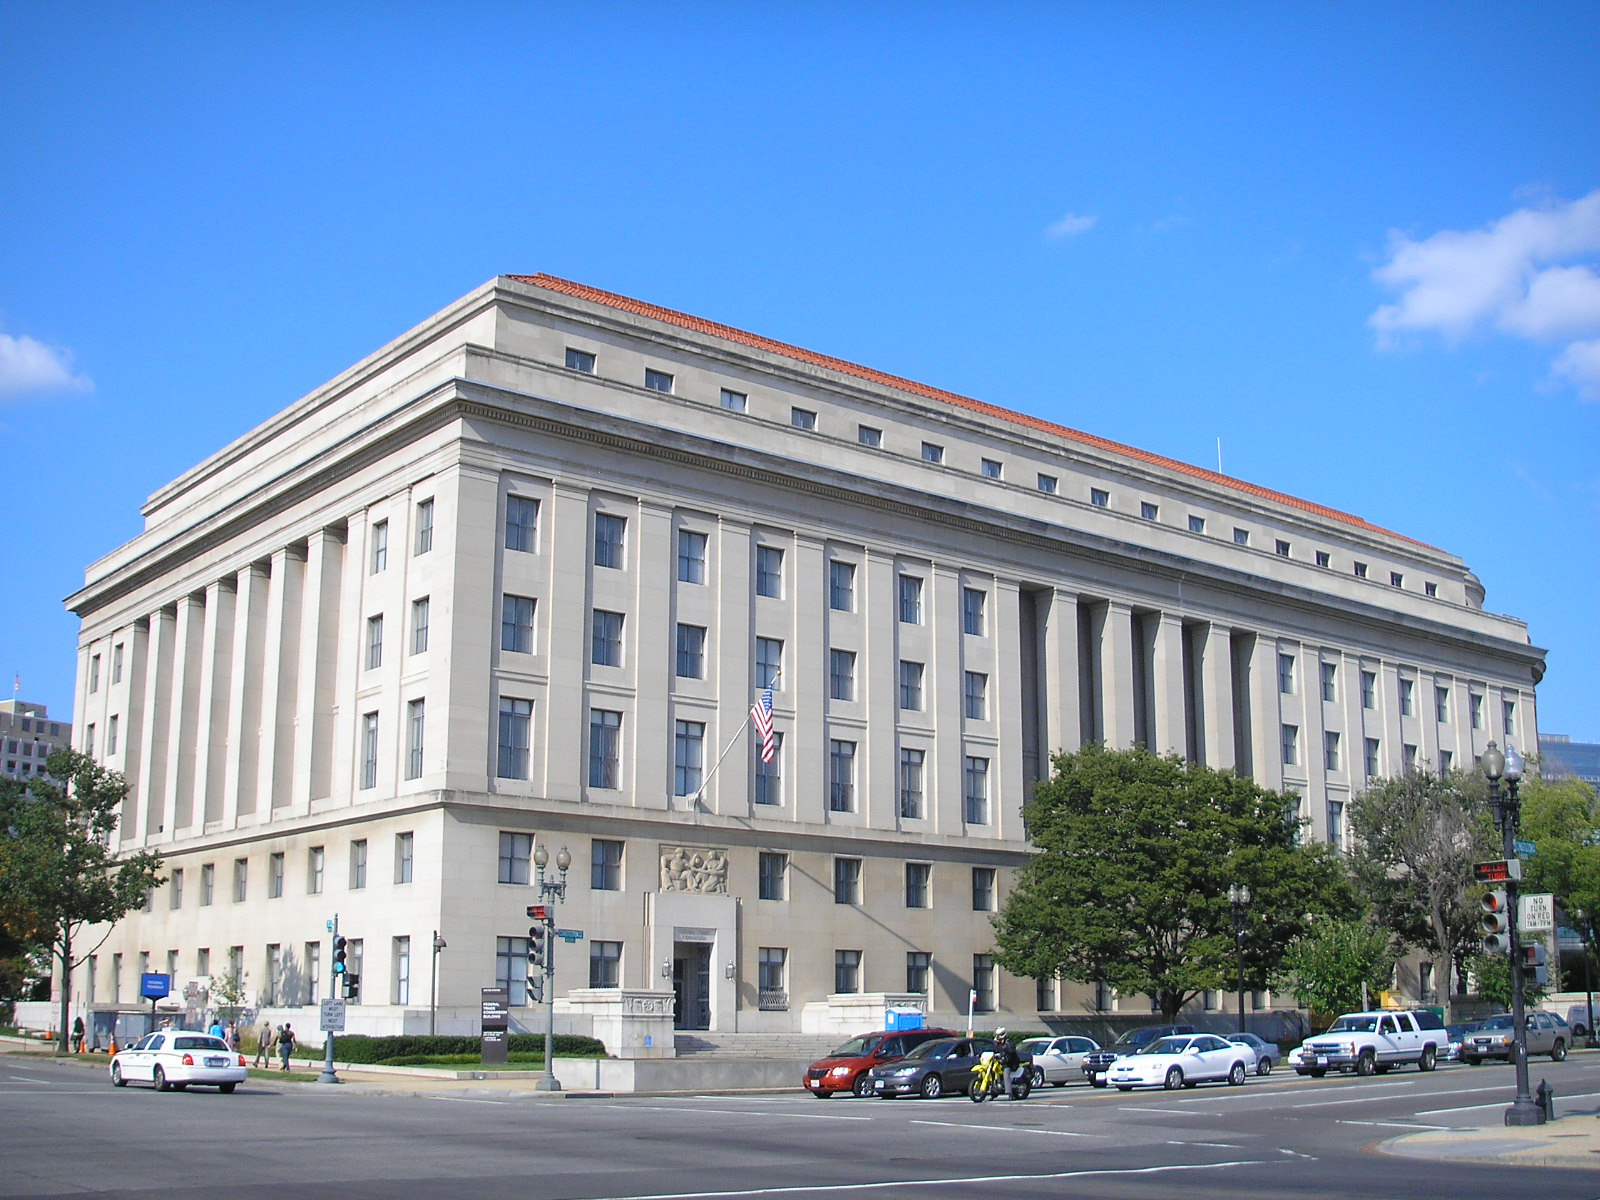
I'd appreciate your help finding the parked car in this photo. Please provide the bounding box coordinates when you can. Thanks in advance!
[109,1030,248,1092]
[1461,1011,1570,1064]
[1018,1035,1101,1087]
[1441,1021,1485,1062]
[1082,1024,1198,1087]
[1106,1034,1252,1091]
[866,1035,996,1099]
[1549,1004,1593,1038]
[1223,1032,1277,1075]
[803,1027,957,1097]
[1292,1009,1444,1076]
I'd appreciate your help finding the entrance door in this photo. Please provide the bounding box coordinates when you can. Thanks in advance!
[672,942,712,1030]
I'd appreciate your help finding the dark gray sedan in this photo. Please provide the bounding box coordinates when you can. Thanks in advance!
[867,1036,996,1099]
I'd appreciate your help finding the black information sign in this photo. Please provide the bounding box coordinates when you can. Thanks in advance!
[481,988,510,1066]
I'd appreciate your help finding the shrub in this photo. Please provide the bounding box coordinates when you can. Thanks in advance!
[315,1033,606,1064]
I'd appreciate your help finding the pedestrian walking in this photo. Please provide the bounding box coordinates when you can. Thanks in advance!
[71,1017,85,1054]
[254,1019,273,1068]
[277,1022,296,1071]
[209,1017,226,1040]
[225,1020,240,1052]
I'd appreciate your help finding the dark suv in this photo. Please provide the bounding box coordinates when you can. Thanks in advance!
[804,1028,957,1097]
[1082,1024,1198,1087]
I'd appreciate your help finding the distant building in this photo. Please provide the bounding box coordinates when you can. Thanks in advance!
[1540,734,1600,786]
[0,699,69,784]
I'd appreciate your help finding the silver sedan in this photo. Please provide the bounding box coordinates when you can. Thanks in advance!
[1019,1035,1101,1087]
[109,1030,249,1092]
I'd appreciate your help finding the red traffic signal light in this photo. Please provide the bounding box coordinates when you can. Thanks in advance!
[1473,860,1522,883]
[1481,889,1511,954]
[526,905,548,921]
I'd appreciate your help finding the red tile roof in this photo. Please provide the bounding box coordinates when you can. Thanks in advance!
[509,273,1430,550]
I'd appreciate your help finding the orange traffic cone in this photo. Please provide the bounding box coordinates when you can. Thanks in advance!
[108,1035,118,1055]
[77,1036,85,1054]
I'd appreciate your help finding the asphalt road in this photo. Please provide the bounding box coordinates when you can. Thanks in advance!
[3,1053,1598,1200]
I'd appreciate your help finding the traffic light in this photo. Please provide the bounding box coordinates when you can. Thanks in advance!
[526,976,544,1003]
[528,922,547,971]
[1519,944,1549,987]
[333,935,348,976]
[344,973,361,1001]
[1481,889,1511,955]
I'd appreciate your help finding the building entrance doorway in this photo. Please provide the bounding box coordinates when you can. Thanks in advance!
[672,942,712,1030]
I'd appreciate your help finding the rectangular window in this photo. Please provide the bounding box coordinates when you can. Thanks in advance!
[973,954,995,1013]
[828,649,856,701]
[304,942,320,1005]
[498,832,532,885]
[112,643,123,683]
[498,697,532,779]
[1364,737,1381,778]
[361,711,379,789]
[828,561,855,612]
[395,832,414,884]
[898,573,923,624]
[264,945,281,1006]
[677,530,707,584]
[413,498,434,554]
[308,847,324,895]
[755,546,784,598]
[111,953,122,1003]
[1502,699,1516,738]
[1390,571,1404,588]
[1037,473,1058,494]
[1188,515,1206,534]
[1324,731,1341,771]
[964,671,988,720]
[1435,685,1450,723]
[370,520,389,573]
[89,654,100,692]
[754,731,782,805]
[1315,550,1331,568]
[594,513,626,569]
[1091,488,1110,508]
[790,406,816,430]
[107,715,118,755]
[834,949,861,994]
[565,347,595,373]
[1399,678,1415,717]
[1425,581,1438,597]
[898,660,924,711]
[833,857,861,904]
[719,387,747,412]
[964,756,990,825]
[591,610,624,667]
[505,495,540,552]
[972,867,996,911]
[366,615,384,670]
[756,637,783,690]
[200,863,214,906]
[1278,653,1295,694]
[169,868,183,910]
[829,739,856,812]
[393,936,411,1005]
[589,941,621,988]
[1439,749,1454,772]
[962,587,986,636]
[194,948,207,978]
[1276,539,1291,557]
[232,858,248,903]
[758,852,787,901]
[495,936,532,1007]
[1141,501,1159,521]
[921,441,944,463]
[858,424,882,447]
[406,698,425,780]
[980,457,1002,479]
[1403,743,1418,771]
[644,367,673,393]
[1327,800,1345,851]
[591,839,623,891]
[350,838,368,889]
[1470,693,1484,729]
[1281,724,1299,767]
[674,720,705,796]
[676,624,707,679]
[905,863,931,908]
[1233,527,1250,546]
[411,597,430,654]
[1320,662,1337,703]
[1354,561,1369,579]
[759,947,787,1003]
[899,747,925,819]
[1360,669,1377,710]
[501,595,536,654]
[906,951,930,995]
[588,709,621,789]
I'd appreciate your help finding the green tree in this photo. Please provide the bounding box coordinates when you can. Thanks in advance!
[1275,919,1397,1021]
[209,968,249,1022]
[993,744,1351,1021]
[0,749,163,1054]
[1465,951,1549,1011]
[1347,768,1497,1020]
[1518,774,1600,993]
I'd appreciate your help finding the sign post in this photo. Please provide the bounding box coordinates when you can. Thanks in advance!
[140,973,171,1037]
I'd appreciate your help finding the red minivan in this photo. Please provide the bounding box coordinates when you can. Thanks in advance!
[804,1028,958,1097]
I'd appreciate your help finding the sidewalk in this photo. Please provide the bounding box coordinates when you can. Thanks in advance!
[1383,1111,1600,1171]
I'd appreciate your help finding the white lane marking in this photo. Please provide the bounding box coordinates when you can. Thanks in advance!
[425,1096,509,1105]
[1338,1119,1452,1130]
[577,1159,1271,1199]
[909,1119,1102,1138]
[1167,1140,1241,1148]
[602,1104,871,1122]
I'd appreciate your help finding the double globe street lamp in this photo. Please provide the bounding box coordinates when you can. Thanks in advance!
[532,844,571,1093]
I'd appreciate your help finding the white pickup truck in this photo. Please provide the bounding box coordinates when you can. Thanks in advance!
[1292,1009,1445,1077]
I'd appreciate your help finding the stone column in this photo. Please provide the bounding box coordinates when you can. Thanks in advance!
[195,577,236,826]
[224,563,270,828]
[1151,611,1186,758]
[1100,601,1136,750]
[1198,622,1236,770]
[1040,588,1083,760]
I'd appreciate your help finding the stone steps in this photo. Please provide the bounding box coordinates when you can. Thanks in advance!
[673,1032,843,1059]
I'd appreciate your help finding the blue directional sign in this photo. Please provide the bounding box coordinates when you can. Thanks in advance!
[1514,839,1537,859]
[140,973,171,1000]
[557,929,585,943]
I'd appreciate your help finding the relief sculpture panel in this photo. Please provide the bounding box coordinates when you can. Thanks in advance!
[658,844,729,894]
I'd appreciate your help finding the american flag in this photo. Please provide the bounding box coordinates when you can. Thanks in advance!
[749,688,776,763]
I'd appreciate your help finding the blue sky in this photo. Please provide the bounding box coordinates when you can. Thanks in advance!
[2,3,1597,741]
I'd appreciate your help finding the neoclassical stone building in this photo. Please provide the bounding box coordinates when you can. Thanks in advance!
[65,275,1544,1037]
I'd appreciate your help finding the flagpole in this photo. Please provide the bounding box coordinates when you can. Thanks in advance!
[688,672,782,809]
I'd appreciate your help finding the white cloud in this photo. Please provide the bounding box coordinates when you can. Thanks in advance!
[0,331,93,398]
[1045,212,1098,241]
[1369,189,1600,399]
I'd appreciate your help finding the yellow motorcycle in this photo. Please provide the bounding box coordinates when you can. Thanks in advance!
[969,1050,1031,1102]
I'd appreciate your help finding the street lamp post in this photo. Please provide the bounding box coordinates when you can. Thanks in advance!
[1228,884,1252,1033]
[1481,742,1545,1127]
[429,931,446,1037]
[533,844,571,1093]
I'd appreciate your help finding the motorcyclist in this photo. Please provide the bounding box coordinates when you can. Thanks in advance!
[993,1027,1022,1094]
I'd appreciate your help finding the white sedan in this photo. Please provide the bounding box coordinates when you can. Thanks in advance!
[109,1030,248,1092]
[1107,1034,1252,1091]
[1018,1035,1101,1087]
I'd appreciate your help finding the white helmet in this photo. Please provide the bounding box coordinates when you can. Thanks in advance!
[995,1027,1007,1037]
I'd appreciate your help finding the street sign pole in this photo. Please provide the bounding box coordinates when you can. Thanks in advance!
[319,914,340,1084]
